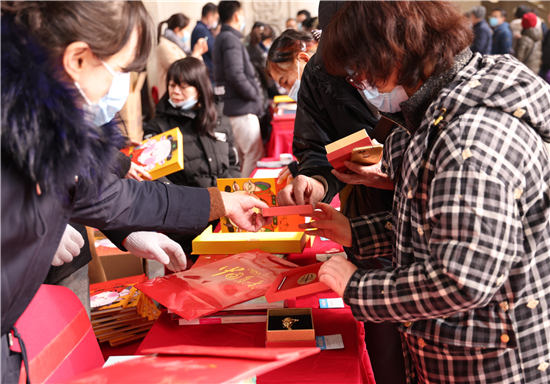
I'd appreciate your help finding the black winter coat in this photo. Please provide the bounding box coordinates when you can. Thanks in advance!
[294,44,392,206]
[144,95,241,188]
[1,16,212,337]
[212,25,262,117]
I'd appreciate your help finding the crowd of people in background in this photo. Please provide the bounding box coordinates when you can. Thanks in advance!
[469,4,549,80]
[3,1,550,383]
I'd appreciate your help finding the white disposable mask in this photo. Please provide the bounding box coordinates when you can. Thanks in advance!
[169,92,198,110]
[288,61,302,101]
[362,85,409,113]
[75,60,130,126]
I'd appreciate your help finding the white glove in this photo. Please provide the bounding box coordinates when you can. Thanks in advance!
[123,232,187,272]
[52,224,85,266]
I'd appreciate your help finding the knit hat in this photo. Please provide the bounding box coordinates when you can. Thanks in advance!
[522,12,537,29]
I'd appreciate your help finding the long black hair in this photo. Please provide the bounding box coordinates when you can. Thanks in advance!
[166,57,217,136]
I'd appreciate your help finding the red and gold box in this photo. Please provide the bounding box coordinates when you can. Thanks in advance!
[265,263,330,303]
[266,308,316,348]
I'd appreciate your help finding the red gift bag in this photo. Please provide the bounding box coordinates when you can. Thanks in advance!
[136,250,298,321]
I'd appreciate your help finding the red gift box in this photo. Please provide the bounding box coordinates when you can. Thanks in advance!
[265,263,331,303]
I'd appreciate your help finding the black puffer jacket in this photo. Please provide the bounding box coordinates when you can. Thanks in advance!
[144,95,241,188]
[294,43,394,211]
[212,24,262,117]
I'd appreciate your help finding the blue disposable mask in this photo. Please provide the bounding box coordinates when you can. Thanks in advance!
[297,22,302,31]
[180,30,191,44]
[362,85,409,113]
[489,17,499,28]
[240,19,246,32]
[75,60,130,126]
[169,93,198,110]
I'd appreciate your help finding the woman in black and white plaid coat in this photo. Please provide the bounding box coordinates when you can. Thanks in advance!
[300,2,550,383]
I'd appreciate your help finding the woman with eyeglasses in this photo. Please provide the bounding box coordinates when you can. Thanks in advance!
[302,2,550,382]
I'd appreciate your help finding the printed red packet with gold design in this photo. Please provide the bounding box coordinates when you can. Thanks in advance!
[136,250,298,321]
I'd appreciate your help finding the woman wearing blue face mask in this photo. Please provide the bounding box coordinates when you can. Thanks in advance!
[144,57,241,257]
[1,3,270,380]
[156,13,209,98]
[266,29,319,101]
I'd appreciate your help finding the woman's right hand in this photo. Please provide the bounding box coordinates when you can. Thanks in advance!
[299,203,353,247]
[192,38,209,58]
[221,192,272,232]
[125,162,152,182]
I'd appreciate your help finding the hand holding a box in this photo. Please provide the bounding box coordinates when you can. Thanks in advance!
[298,203,352,247]
[123,232,186,272]
[319,255,358,297]
[221,192,272,232]
[331,161,394,191]
[277,175,325,207]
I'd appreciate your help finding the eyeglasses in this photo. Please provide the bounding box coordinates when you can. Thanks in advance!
[346,71,376,92]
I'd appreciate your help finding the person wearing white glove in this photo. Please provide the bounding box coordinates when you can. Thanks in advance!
[123,232,187,272]
[51,224,85,266]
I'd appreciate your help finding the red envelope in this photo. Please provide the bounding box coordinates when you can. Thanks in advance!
[265,263,331,303]
[136,250,298,321]
[65,345,320,384]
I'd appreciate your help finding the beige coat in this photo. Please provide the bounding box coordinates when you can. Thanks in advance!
[156,36,186,98]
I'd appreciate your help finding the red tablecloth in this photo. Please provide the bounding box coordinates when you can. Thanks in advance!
[267,114,295,159]
[136,291,375,384]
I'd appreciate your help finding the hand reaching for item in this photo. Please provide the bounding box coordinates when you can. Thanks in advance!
[125,162,152,182]
[277,175,325,207]
[192,38,209,57]
[52,224,85,266]
[331,161,394,190]
[221,192,272,232]
[299,202,353,247]
[123,232,186,272]
[319,255,358,297]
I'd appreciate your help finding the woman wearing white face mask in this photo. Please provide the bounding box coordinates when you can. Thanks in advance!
[144,57,241,257]
[1,3,270,380]
[266,29,318,101]
[156,13,209,98]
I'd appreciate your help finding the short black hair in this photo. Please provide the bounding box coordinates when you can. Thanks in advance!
[492,8,507,18]
[202,3,217,18]
[219,1,241,24]
[515,5,531,19]
[297,9,310,19]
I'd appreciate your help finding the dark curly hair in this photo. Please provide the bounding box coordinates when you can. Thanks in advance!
[323,1,473,89]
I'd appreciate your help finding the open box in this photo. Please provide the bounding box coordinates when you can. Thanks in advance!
[265,263,330,303]
[266,308,316,348]
[191,226,307,255]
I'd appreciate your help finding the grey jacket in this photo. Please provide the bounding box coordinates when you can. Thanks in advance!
[516,27,543,74]
[212,24,262,117]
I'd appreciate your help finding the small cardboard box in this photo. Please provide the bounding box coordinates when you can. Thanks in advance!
[266,308,316,348]
[119,72,147,142]
[191,226,307,255]
[265,263,330,303]
[94,237,144,281]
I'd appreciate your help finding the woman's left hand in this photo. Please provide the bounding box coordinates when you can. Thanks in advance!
[125,162,152,182]
[319,255,358,297]
[276,166,294,186]
[332,161,394,190]
[298,202,352,247]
